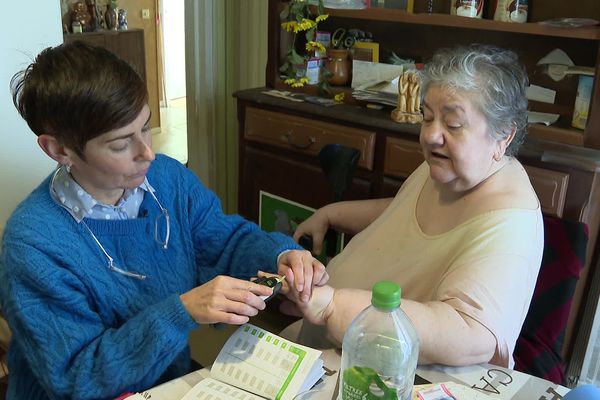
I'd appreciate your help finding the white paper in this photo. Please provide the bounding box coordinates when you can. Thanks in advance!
[210,324,324,400]
[417,364,570,399]
[181,378,265,400]
[122,395,147,400]
[537,48,574,67]
[528,111,560,126]
[526,84,556,104]
[351,60,404,90]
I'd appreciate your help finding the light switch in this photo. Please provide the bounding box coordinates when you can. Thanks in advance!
[142,9,150,19]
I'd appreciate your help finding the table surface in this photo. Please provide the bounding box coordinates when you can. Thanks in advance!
[144,348,570,400]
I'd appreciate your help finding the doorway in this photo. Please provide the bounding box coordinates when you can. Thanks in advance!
[153,0,188,164]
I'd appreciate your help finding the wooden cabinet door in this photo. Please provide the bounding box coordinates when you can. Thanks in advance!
[239,147,372,222]
[245,107,376,170]
[64,31,146,82]
[64,32,106,47]
[384,137,424,179]
[524,165,569,218]
[104,30,146,82]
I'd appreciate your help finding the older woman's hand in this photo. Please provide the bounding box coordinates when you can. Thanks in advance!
[258,270,335,326]
[281,282,336,326]
[292,208,331,255]
[179,276,274,325]
[277,250,328,302]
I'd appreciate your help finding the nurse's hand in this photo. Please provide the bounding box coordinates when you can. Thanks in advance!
[277,250,328,303]
[180,275,274,325]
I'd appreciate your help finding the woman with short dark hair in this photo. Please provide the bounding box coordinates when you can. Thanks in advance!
[1,41,327,400]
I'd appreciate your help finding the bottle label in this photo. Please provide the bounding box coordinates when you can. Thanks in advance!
[450,0,483,19]
[493,0,527,22]
[342,366,398,400]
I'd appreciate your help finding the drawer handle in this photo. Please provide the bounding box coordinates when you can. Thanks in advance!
[284,131,316,149]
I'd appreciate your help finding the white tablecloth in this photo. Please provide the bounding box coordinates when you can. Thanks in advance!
[144,348,569,400]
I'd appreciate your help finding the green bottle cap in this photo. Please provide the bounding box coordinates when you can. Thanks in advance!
[371,281,401,310]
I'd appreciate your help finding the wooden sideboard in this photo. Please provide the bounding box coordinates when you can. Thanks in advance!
[235,0,600,387]
[63,29,160,130]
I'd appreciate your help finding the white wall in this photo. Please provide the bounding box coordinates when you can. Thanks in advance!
[0,3,63,235]
[162,0,186,101]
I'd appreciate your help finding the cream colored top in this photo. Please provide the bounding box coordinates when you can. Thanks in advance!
[293,162,544,368]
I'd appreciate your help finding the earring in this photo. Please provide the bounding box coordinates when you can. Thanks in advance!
[493,153,502,162]
[65,164,72,173]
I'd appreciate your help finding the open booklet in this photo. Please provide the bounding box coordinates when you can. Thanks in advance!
[181,323,324,400]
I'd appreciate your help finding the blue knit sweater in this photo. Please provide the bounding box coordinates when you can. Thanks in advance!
[0,155,300,399]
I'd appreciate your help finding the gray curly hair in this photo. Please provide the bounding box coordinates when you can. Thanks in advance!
[419,44,529,156]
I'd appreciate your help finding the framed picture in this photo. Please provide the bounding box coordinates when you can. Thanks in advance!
[353,41,380,63]
[259,191,344,265]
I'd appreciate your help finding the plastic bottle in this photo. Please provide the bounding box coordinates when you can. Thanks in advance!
[339,281,419,400]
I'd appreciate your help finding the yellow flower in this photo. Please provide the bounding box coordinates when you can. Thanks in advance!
[299,77,310,84]
[284,78,297,85]
[334,92,345,102]
[281,21,298,32]
[296,18,316,32]
[291,81,305,88]
[306,41,326,53]
[315,14,329,23]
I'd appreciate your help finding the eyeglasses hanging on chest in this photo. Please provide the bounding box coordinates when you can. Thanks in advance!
[51,167,171,280]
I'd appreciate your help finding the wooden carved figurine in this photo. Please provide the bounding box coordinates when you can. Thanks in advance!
[391,71,423,124]
[397,73,409,114]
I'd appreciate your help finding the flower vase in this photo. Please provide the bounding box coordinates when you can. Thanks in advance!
[118,9,128,30]
[105,5,118,30]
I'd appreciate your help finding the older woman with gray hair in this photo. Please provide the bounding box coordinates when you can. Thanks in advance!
[280,44,543,368]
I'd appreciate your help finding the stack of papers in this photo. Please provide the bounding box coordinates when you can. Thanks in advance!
[351,60,406,106]
[528,111,560,126]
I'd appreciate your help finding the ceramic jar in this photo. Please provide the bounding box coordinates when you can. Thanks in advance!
[326,48,351,86]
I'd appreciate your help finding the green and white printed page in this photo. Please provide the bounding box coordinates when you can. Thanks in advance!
[210,323,324,400]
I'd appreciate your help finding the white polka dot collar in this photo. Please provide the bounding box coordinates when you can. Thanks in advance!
[49,165,154,222]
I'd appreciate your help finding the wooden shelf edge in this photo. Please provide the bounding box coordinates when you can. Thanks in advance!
[270,82,590,147]
[323,8,600,40]
[528,124,585,146]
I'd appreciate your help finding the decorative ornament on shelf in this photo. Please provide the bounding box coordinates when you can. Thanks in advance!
[105,0,118,31]
[118,8,128,30]
[85,0,98,31]
[279,0,329,91]
[71,1,93,32]
[391,71,423,124]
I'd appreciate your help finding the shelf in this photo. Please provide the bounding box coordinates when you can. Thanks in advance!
[528,124,584,147]
[273,80,588,147]
[323,8,600,40]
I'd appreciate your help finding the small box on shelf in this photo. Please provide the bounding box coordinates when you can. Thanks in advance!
[572,75,594,130]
